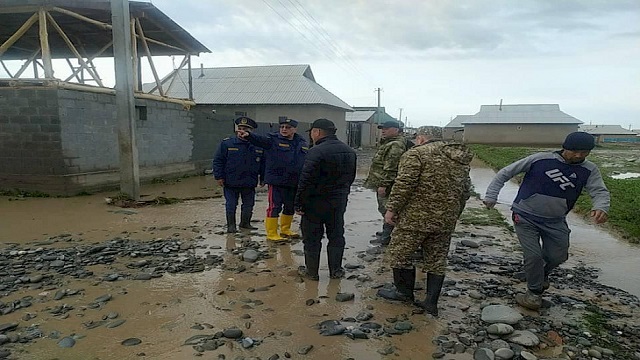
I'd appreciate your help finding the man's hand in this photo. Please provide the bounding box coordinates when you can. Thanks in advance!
[216,179,224,187]
[483,199,496,209]
[590,209,608,224]
[236,129,249,138]
[377,187,387,197]
[384,210,397,225]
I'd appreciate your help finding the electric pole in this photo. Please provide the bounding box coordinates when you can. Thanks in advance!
[112,0,140,199]
[398,108,403,125]
[375,87,382,146]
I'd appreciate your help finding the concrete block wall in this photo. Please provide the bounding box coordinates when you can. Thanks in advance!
[0,88,65,175]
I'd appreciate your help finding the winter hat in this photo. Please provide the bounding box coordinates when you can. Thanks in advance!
[416,126,443,138]
[562,132,595,151]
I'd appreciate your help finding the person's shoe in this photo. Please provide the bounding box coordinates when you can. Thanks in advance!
[414,273,445,316]
[327,247,345,279]
[238,211,258,230]
[226,212,237,233]
[265,217,286,241]
[515,290,542,311]
[377,268,415,302]
[279,214,300,238]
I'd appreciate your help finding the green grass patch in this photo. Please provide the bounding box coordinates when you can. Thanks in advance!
[459,207,513,231]
[471,145,640,243]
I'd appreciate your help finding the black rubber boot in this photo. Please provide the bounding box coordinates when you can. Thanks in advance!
[415,273,445,316]
[298,251,320,281]
[238,211,258,230]
[226,212,237,233]
[379,223,394,246]
[377,268,415,302]
[328,247,345,279]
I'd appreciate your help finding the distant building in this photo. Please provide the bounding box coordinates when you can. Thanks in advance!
[580,125,640,143]
[443,115,471,140]
[345,107,397,148]
[147,64,353,142]
[461,104,582,145]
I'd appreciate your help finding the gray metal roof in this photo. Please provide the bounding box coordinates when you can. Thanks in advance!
[346,110,375,122]
[579,125,638,135]
[461,104,583,125]
[148,64,352,110]
[445,115,472,128]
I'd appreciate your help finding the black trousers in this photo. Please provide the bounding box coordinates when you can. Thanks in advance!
[301,196,348,253]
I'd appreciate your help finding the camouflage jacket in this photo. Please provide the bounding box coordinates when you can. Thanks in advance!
[364,135,408,189]
[386,140,473,233]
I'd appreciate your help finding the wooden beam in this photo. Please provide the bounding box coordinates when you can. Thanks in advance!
[65,58,82,82]
[135,18,164,96]
[51,6,187,53]
[131,18,139,91]
[147,55,188,94]
[63,41,112,82]
[46,12,104,87]
[14,49,40,78]
[0,12,38,57]
[38,9,54,78]
[0,60,14,77]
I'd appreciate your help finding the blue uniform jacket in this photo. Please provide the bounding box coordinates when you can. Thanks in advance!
[212,136,265,188]
[246,132,308,187]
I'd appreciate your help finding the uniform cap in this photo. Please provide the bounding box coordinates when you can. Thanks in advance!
[279,118,299,128]
[377,120,401,129]
[562,131,595,151]
[416,126,443,138]
[309,118,336,131]
[235,116,257,129]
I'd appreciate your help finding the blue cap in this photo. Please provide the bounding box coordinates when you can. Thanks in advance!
[235,116,257,129]
[279,118,298,128]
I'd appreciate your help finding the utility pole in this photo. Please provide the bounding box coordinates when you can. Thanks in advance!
[375,87,382,146]
[398,108,403,125]
[111,0,140,199]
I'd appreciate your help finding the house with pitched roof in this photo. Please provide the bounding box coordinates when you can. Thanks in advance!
[461,104,582,145]
[345,107,398,148]
[147,64,353,142]
[579,125,640,143]
[443,115,471,140]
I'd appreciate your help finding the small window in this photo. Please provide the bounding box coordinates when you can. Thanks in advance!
[516,125,522,131]
[135,106,147,120]
[235,111,247,117]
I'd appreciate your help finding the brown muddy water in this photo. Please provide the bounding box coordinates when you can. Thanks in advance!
[0,178,441,360]
[470,162,640,298]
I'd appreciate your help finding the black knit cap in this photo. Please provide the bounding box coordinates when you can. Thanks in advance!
[562,131,595,151]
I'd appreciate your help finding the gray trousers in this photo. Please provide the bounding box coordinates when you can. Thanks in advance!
[512,212,570,294]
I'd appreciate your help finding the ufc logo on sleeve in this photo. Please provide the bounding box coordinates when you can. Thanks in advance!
[545,169,575,190]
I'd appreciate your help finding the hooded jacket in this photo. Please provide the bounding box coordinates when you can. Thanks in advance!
[386,140,473,233]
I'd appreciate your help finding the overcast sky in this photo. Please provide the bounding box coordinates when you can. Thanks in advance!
[148,0,639,128]
[4,0,638,129]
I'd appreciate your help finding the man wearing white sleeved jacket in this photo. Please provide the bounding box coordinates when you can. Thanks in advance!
[483,132,610,310]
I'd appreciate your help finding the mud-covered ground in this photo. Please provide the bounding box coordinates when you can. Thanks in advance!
[0,150,638,360]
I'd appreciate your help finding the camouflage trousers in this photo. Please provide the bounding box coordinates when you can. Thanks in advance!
[385,228,452,275]
[376,192,388,217]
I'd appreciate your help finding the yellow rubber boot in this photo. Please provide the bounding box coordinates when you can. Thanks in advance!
[279,214,299,238]
[265,217,286,242]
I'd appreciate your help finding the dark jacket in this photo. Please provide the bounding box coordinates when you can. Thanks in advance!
[212,136,265,188]
[246,132,308,187]
[295,135,357,211]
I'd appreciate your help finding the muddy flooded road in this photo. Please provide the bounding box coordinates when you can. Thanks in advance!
[470,160,640,298]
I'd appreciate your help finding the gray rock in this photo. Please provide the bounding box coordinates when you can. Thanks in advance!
[356,311,373,321]
[0,335,8,346]
[57,337,76,348]
[508,330,540,347]
[335,293,355,302]
[446,290,462,297]
[134,273,153,280]
[461,239,480,248]
[95,294,112,303]
[377,346,395,355]
[243,249,260,263]
[223,328,243,339]
[490,339,510,351]
[487,323,514,335]
[50,260,65,267]
[0,323,18,333]
[0,349,9,359]
[481,305,523,325]
[520,351,537,360]
[106,319,126,328]
[469,290,486,300]
[474,348,495,360]
[394,321,413,331]
[494,348,514,360]
[121,337,142,346]
[588,349,602,359]
[297,345,313,355]
[241,337,254,349]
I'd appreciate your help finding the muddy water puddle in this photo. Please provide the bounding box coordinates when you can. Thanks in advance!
[1,179,440,360]
[470,161,640,298]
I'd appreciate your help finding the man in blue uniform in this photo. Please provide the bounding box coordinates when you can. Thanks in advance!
[238,118,308,241]
[295,119,357,280]
[484,131,610,310]
[213,116,265,233]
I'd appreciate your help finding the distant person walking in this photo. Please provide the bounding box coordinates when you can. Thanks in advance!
[238,118,308,241]
[212,117,265,233]
[364,120,411,245]
[379,126,472,316]
[484,131,610,311]
[295,119,357,280]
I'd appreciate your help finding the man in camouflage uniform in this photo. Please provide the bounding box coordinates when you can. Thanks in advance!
[364,120,410,245]
[378,126,472,317]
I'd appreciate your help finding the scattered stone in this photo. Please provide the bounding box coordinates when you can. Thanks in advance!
[57,337,76,348]
[474,347,495,360]
[121,338,142,346]
[519,351,537,360]
[487,323,514,336]
[508,330,540,347]
[107,319,126,328]
[335,293,355,302]
[243,249,260,263]
[461,239,480,248]
[297,345,313,355]
[494,348,514,360]
[480,305,523,325]
[223,328,243,339]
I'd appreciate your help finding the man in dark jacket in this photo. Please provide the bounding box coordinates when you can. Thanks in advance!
[295,119,357,280]
[212,116,265,233]
[238,118,308,241]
